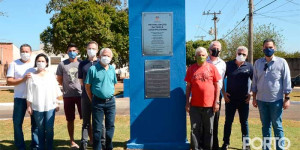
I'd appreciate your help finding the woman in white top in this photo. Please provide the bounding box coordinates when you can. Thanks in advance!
[26,53,62,150]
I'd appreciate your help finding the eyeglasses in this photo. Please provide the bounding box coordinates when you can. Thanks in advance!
[264,63,268,71]
[238,53,247,57]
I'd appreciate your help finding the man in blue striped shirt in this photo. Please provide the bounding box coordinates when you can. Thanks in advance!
[251,39,292,150]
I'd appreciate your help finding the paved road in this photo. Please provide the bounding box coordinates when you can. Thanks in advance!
[0,98,299,121]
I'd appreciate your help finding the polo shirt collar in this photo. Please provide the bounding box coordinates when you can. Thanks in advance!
[96,62,112,70]
[207,56,221,63]
[234,59,247,66]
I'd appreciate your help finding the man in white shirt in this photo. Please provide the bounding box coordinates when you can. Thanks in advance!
[207,41,226,150]
[6,44,38,149]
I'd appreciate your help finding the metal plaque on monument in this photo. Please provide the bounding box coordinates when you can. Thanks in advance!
[142,12,173,56]
[145,60,170,98]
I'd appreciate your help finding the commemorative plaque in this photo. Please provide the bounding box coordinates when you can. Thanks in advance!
[142,12,173,56]
[145,60,170,98]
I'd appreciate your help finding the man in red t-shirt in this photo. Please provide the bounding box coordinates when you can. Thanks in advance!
[185,47,221,150]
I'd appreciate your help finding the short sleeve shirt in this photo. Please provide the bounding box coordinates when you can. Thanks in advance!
[185,63,221,107]
[78,59,98,98]
[207,56,226,88]
[56,59,82,97]
[225,60,253,100]
[85,63,117,99]
[6,59,35,98]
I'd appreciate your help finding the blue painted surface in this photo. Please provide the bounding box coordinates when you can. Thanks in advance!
[123,78,130,97]
[127,0,189,149]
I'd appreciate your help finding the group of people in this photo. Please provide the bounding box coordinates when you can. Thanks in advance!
[7,41,117,150]
[185,39,292,150]
[7,38,292,150]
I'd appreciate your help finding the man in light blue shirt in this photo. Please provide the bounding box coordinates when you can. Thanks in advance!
[251,39,292,150]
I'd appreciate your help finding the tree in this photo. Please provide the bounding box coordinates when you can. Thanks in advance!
[0,0,6,16]
[41,0,128,67]
[46,0,121,14]
[224,23,290,61]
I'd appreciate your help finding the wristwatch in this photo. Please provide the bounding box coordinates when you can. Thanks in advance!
[216,101,221,105]
[285,96,290,101]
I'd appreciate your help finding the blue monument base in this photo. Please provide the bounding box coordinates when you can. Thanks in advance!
[127,141,190,150]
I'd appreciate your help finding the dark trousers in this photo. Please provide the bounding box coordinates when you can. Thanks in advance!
[190,106,215,150]
[80,96,106,150]
[212,95,222,150]
[223,100,249,145]
[92,96,116,150]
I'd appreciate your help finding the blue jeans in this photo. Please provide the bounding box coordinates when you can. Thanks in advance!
[13,98,38,150]
[223,100,249,145]
[257,100,284,150]
[92,96,116,150]
[33,109,56,150]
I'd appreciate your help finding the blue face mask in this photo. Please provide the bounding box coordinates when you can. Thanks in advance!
[263,48,275,57]
[68,51,77,59]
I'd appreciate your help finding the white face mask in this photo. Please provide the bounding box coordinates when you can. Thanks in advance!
[36,62,47,70]
[87,49,97,57]
[236,54,246,62]
[100,56,111,65]
[20,53,31,61]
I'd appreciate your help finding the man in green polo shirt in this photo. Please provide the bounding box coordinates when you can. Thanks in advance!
[85,48,117,150]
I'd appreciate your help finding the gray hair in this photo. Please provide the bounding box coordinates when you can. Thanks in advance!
[100,48,113,57]
[236,46,248,53]
[195,47,208,56]
[86,41,99,49]
[209,41,222,50]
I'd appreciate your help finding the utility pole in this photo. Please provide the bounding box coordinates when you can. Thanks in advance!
[248,0,254,64]
[203,11,221,40]
[194,35,206,41]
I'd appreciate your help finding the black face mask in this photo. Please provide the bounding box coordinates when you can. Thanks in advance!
[211,48,220,57]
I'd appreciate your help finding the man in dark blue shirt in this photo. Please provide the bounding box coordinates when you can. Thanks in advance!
[221,46,253,150]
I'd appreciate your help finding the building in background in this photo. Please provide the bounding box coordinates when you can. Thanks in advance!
[0,42,19,79]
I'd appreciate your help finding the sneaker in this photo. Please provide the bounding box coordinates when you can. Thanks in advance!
[221,144,229,150]
[79,141,88,150]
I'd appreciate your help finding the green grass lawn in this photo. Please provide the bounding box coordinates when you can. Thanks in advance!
[0,115,299,150]
[0,90,14,103]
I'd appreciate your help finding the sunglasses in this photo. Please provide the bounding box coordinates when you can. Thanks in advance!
[238,53,247,57]
[264,63,268,71]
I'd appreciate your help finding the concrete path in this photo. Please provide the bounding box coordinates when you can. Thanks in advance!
[0,98,299,121]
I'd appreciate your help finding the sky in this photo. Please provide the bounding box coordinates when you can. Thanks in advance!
[0,0,299,53]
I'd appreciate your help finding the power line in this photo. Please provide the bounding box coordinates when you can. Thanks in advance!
[258,1,290,14]
[222,16,247,39]
[259,9,300,14]
[218,0,246,35]
[220,0,230,11]
[255,14,300,25]
[208,0,219,12]
[254,0,264,6]
[254,0,278,13]
[286,0,300,6]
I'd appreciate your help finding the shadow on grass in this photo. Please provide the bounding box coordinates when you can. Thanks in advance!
[0,140,127,150]
[229,146,242,150]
